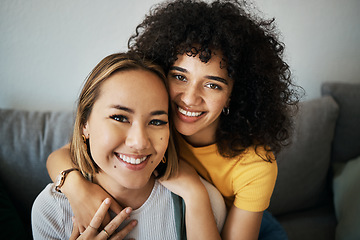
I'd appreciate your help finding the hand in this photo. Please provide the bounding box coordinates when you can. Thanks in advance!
[65,175,123,233]
[69,198,137,240]
[159,159,205,201]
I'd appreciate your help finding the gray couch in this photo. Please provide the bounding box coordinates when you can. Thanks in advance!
[1,82,359,240]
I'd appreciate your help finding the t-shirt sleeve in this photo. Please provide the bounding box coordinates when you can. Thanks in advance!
[232,155,278,212]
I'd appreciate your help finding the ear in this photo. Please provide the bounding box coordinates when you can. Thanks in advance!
[225,98,231,108]
[82,122,89,138]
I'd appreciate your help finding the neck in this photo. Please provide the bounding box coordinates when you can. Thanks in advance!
[183,133,216,147]
[93,173,155,210]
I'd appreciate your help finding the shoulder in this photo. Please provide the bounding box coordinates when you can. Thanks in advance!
[232,145,278,187]
[240,145,276,164]
[236,146,277,174]
[32,183,71,214]
[231,147,278,211]
[32,184,63,216]
[200,177,227,232]
[31,183,73,239]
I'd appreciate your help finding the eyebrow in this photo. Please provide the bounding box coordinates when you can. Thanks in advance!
[111,105,133,113]
[110,105,168,116]
[169,66,229,85]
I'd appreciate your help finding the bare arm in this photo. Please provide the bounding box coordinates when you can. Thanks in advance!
[184,180,221,240]
[160,160,221,240]
[221,205,263,240]
[46,145,121,232]
[46,144,73,181]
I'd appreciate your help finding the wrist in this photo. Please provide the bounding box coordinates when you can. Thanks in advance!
[56,168,83,194]
[182,181,208,205]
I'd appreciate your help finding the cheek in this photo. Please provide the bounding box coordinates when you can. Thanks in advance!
[154,130,170,156]
[149,133,169,166]
[90,125,123,155]
[94,125,115,143]
[206,94,228,112]
[168,83,181,100]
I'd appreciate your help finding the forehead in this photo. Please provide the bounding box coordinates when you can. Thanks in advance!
[96,69,169,110]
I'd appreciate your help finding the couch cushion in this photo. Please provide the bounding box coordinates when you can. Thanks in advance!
[321,82,360,163]
[333,155,360,240]
[0,109,74,228]
[269,96,339,215]
[277,203,336,240]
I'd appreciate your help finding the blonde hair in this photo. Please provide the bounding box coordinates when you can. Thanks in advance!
[70,52,178,181]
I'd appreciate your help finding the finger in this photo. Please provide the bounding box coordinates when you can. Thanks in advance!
[78,225,86,236]
[109,199,123,215]
[111,220,137,240]
[104,207,135,236]
[88,198,112,230]
[100,212,112,230]
[69,217,81,240]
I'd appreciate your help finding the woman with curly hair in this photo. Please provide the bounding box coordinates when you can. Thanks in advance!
[46,0,301,239]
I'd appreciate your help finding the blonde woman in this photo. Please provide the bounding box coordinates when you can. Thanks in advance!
[32,52,225,240]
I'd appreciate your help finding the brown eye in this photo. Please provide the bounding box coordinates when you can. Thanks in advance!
[174,74,186,82]
[149,119,168,126]
[205,83,222,90]
[110,115,128,123]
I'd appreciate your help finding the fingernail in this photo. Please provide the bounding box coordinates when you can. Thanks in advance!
[126,207,132,214]
[132,220,138,226]
[104,198,110,204]
[72,216,75,223]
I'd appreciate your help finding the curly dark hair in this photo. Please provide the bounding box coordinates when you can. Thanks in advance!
[128,0,302,161]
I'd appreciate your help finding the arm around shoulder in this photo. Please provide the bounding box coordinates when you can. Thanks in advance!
[46,144,74,182]
[45,144,121,232]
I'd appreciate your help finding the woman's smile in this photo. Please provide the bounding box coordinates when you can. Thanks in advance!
[176,105,206,123]
[115,152,151,171]
[177,106,204,117]
[117,153,148,165]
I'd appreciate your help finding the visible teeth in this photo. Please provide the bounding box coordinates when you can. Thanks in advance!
[178,107,202,117]
[119,154,147,165]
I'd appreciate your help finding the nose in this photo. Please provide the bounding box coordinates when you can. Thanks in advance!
[125,124,150,150]
[180,84,202,107]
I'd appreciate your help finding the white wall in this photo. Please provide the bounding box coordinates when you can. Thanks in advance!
[256,0,360,100]
[1,0,359,111]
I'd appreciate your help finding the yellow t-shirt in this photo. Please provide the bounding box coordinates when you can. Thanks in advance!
[176,135,278,212]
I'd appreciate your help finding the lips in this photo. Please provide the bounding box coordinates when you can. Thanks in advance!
[177,106,203,117]
[175,105,205,123]
[115,153,150,171]
[118,153,147,165]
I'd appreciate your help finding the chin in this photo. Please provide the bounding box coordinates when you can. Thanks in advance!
[175,123,198,137]
[121,176,153,190]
